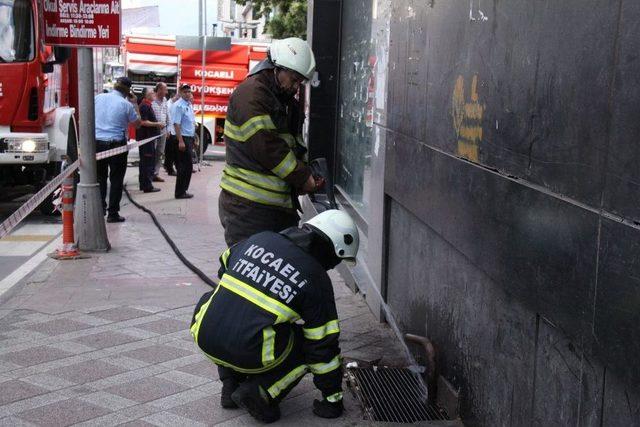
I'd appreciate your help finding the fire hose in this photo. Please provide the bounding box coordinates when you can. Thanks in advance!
[123,185,218,289]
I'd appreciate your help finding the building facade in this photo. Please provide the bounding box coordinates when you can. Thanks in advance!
[306,0,640,424]
[217,0,267,39]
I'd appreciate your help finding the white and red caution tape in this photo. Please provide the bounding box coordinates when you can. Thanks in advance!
[0,135,159,240]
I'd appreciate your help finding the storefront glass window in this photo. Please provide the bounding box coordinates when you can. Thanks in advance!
[335,0,374,218]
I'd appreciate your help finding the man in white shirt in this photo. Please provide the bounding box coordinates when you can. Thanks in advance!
[164,91,181,175]
[151,82,170,181]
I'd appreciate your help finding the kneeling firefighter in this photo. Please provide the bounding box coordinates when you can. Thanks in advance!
[191,210,359,423]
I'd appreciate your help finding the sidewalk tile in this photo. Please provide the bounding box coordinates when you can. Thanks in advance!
[47,359,128,384]
[135,318,189,335]
[0,346,72,367]
[175,359,219,380]
[73,331,141,350]
[167,395,242,425]
[119,344,194,365]
[0,380,47,406]
[17,398,110,426]
[147,388,209,410]
[48,340,95,354]
[118,421,156,427]
[0,416,37,426]
[142,411,207,427]
[21,318,92,336]
[21,373,76,391]
[106,377,188,404]
[92,307,154,322]
[155,370,210,388]
[79,391,139,411]
[100,355,151,371]
[118,327,160,340]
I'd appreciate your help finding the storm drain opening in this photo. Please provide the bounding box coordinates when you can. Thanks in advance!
[346,366,449,423]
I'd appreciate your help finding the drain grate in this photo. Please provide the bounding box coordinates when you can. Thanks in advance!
[346,367,448,423]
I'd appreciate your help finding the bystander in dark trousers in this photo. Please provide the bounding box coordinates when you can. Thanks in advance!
[175,136,194,197]
[96,140,128,216]
[164,134,177,174]
[138,139,156,191]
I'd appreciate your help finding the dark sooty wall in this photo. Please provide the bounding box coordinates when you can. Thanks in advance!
[381,0,640,425]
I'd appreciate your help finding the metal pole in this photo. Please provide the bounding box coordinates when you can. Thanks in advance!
[198,0,207,169]
[74,47,110,251]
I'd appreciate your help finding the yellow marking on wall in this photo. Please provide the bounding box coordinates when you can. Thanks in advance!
[463,103,484,120]
[452,76,465,133]
[470,75,479,102]
[451,74,485,162]
[459,126,483,141]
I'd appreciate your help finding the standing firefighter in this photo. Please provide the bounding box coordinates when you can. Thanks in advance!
[219,37,321,246]
[191,210,359,423]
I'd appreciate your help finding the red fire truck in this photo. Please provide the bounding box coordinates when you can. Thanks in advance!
[123,34,268,153]
[0,0,78,212]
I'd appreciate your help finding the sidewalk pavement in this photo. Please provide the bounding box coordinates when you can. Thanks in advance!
[0,160,408,426]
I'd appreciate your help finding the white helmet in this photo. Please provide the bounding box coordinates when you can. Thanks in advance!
[305,210,359,264]
[269,37,316,81]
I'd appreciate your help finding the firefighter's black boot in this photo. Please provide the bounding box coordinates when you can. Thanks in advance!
[221,378,239,409]
[231,381,281,423]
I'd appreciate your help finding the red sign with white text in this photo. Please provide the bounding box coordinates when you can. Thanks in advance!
[42,0,121,47]
[181,79,237,97]
[193,98,229,115]
[180,65,248,82]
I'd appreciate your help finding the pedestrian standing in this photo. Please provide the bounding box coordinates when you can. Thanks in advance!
[94,77,141,223]
[136,88,163,193]
[173,84,196,199]
[151,82,169,182]
[164,91,180,176]
[218,38,319,246]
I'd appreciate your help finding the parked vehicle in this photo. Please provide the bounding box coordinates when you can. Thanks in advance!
[123,34,268,154]
[0,0,78,213]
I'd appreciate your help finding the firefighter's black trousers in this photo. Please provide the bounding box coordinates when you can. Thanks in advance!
[216,327,309,404]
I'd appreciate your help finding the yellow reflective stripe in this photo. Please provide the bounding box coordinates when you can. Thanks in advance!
[326,392,343,403]
[271,151,297,179]
[308,355,341,375]
[190,288,219,343]
[262,326,276,365]
[220,248,231,268]
[267,365,308,399]
[224,165,289,193]
[278,133,296,148]
[303,319,340,341]
[224,115,276,142]
[200,331,294,374]
[220,274,300,323]
[220,174,293,209]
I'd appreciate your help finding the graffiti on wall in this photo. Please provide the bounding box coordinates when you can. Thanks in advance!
[452,75,485,162]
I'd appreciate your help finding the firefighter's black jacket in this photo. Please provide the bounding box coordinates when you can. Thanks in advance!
[191,231,342,398]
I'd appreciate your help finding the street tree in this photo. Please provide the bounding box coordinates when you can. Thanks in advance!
[237,0,307,38]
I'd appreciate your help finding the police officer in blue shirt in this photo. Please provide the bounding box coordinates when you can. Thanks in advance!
[95,77,141,222]
[173,84,196,199]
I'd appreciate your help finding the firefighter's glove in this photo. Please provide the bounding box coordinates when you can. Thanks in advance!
[312,398,344,419]
[313,175,326,191]
[293,143,307,159]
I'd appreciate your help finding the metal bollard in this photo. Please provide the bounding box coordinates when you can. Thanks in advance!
[53,176,80,258]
